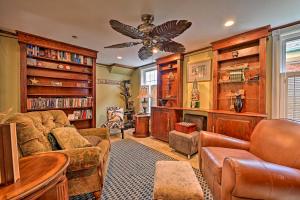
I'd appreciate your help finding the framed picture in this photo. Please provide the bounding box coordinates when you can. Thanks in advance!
[187,59,211,82]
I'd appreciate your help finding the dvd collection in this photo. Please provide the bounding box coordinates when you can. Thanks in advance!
[27,97,93,110]
[26,44,93,66]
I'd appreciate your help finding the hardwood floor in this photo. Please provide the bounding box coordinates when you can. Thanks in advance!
[110,129,199,169]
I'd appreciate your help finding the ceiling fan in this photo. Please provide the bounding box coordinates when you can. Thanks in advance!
[104,14,192,60]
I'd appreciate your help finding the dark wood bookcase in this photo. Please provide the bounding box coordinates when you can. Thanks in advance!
[208,26,270,140]
[151,54,183,142]
[17,31,98,129]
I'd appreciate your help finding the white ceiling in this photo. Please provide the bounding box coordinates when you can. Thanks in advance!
[1,0,300,67]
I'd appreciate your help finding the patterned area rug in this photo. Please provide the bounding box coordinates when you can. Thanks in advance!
[71,139,213,200]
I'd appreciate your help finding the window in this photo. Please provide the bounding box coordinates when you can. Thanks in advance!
[141,67,157,113]
[285,39,300,122]
[272,25,300,122]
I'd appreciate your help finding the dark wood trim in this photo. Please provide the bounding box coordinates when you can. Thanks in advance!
[211,25,271,50]
[97,62,135,69]
[0,29,17,36]
[156,53,183,65]
[271,20,300,31]
[17,31,98,57]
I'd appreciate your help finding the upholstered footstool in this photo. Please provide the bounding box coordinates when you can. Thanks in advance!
[153,161,203,200]
[169,130,199,159]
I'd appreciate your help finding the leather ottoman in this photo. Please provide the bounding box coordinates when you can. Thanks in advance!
[153,161,203,200]
[169,130,199,159]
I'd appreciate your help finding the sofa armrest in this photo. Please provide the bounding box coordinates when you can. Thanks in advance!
[58,147,101,172]
[78,128,109,140]
[222,158,300,200]
[199,131,250,150]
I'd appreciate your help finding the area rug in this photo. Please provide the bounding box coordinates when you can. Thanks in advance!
[71,139,213,200]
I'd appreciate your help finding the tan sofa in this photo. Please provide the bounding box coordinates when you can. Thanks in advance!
[7,110,110,197]
[198,119,300,200]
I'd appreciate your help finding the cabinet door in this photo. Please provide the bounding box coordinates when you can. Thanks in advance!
[208,113,264,141]
[151,108,170,142]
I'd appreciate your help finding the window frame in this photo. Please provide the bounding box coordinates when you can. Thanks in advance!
[272,24,300,120]
[140,66,157,113]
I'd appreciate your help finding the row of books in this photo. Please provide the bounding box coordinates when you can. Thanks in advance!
[26,45,93,65]
[27,97,93,110]
[68,109,93,121]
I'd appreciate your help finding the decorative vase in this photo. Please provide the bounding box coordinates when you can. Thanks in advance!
[234,95,243,112]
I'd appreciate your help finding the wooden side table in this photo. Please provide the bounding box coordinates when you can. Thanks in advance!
[0,152,70,200]
[133,115,150,138]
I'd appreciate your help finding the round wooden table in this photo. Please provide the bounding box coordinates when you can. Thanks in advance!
[0,152,70,200]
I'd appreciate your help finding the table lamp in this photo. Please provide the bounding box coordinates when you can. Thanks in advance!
[137,86,149,114]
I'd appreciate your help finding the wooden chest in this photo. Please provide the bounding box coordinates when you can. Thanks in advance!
[175,122,197,134]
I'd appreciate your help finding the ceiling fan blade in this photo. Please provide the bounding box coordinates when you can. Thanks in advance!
[158,41,186,53]
[110,20,144,39]
[150,20,192,40]
[104,42,141,48]
[138,46,153,60]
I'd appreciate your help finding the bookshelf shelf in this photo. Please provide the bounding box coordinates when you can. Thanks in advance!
[27,55,93,67]
[27,106,92,111]
[18,31,97,129]
[27,84,92,89]
[27,65,93,75]
[27,73,92,81]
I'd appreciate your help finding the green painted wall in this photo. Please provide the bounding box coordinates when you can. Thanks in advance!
[130,68,141,113]
[0,34,20,113]
[96,64,133,127]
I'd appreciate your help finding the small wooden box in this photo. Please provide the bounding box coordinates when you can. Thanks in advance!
[0,123,20,185]
[175,122,197,134]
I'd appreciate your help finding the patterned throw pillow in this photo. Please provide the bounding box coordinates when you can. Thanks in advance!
[51,127,92,149]
[48,133,62,150]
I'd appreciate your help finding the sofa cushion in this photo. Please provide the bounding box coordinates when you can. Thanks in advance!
[6,113,52,156]
[201,147,260,184]
[51,127,92,149]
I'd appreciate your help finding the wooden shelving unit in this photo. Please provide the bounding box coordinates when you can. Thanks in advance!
[156,53,183,107]
[18,31,98,129]
[151,54,183,142]
[208,26,270,140]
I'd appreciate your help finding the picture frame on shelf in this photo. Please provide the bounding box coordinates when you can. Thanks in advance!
[187,59,211,82]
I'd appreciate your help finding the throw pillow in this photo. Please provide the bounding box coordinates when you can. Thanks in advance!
[48,133,62,150]
[84,135,102,146]
[51,127,92,149]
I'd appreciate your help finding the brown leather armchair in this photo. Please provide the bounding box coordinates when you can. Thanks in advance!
[198,119,300,200]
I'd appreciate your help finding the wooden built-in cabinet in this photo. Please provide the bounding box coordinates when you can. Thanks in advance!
[208,26,270,140]
[151,54,183,142]
[151,107,182,142]
[18,31,98,129]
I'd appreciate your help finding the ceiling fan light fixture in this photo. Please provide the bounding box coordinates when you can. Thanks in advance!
[106,14,192,60]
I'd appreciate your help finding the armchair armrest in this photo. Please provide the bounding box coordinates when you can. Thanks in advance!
[222,158,300,200]
[198,131,250,169]
[59,146,101,172]
[78,128,109,140]
[199,131,250,150]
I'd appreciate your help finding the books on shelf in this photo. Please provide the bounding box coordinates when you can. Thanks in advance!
[68,109,93,121]
[26,44,93,66]
[27,97,93,110]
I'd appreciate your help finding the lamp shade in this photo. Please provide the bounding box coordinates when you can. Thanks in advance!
[137,86,149,99]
